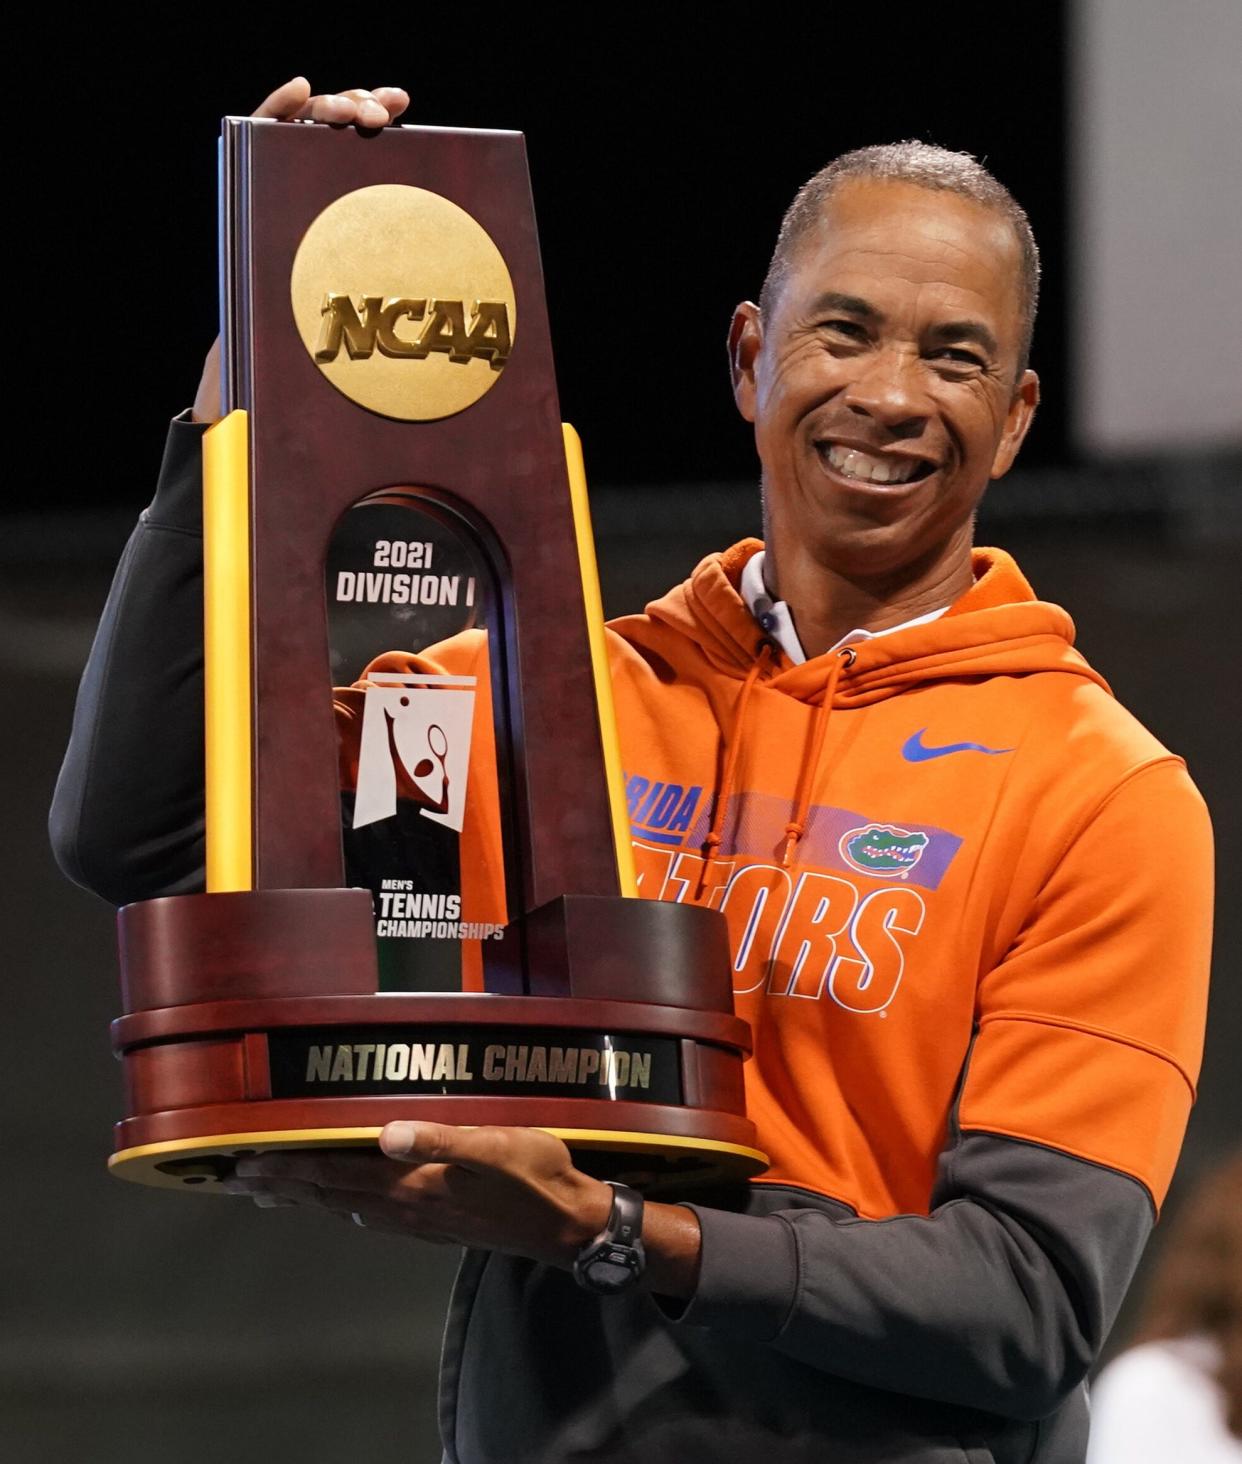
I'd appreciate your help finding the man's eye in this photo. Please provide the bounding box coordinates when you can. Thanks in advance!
[820,319,867,340]
[930,347,985,368]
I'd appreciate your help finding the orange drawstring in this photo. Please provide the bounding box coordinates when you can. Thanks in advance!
[699,641,773,892]
[781,646,856,867]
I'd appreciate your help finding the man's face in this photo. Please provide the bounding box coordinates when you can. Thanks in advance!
[731,178,1038,581]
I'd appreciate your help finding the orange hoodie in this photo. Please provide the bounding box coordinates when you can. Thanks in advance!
[339,540,1212,1218]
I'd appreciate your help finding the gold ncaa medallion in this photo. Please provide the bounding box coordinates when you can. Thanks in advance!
[290,184,516,422]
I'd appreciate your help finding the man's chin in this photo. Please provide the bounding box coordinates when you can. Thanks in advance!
[794,516,966,588]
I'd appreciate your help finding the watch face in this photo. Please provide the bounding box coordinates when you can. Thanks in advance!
[584,1252,640,1294]
[575,1186,646,1295]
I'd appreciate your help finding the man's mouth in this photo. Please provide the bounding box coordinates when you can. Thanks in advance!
[815,441,935,486]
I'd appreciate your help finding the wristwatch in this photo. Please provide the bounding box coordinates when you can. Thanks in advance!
[572,1182,646,1294]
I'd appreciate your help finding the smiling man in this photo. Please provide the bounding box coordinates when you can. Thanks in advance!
[52,104,1212,1464]
[735,159,1038,653]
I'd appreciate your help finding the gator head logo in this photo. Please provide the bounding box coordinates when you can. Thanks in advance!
[839,823,930,878]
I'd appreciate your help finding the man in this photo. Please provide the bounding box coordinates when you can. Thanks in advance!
[51,79,1212,1464]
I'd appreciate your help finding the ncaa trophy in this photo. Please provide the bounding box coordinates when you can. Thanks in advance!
[108,118,767,1192]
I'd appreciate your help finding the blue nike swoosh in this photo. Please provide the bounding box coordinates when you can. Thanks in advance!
[902,728,1014,762]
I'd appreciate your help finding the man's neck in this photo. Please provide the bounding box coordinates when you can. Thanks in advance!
[763,531,975,660]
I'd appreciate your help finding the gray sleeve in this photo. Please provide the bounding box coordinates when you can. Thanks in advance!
[48,414,209,906]
[675,1131,1154,1422]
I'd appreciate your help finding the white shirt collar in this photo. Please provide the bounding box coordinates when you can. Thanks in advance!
[740,550,949,665]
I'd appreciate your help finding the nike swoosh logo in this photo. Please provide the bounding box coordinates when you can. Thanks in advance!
[902,728,1014,762]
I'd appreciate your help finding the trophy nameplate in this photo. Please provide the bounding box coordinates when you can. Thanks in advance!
[109,119,767,1193]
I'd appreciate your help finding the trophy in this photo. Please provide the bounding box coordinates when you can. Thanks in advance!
[109,118,767,1193]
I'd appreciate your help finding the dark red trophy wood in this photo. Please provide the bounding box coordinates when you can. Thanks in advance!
[110,119,766,1193]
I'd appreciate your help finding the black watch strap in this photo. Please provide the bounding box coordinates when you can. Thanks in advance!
[572,1182,646,1294]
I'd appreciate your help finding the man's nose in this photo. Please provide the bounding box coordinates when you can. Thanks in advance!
[841,347,930,436]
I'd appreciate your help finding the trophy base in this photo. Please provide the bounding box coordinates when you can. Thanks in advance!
[110,1125,769,1194]
[112,890,767,1198]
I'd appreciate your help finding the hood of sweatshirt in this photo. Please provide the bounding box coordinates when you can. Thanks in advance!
[622,540,1112,869]
[640,539,1111,705]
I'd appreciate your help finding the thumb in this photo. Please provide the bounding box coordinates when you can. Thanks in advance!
[252,76,312,120]
[380,1120,462,1164]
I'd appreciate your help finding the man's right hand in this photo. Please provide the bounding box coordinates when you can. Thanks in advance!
[191,77,411,424]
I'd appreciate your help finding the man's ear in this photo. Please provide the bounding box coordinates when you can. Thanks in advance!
[990,369,1040,479]
[728,302,763,424]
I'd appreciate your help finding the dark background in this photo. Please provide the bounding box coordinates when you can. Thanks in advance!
[31,6,1070,510]
[3,7,1237,1463]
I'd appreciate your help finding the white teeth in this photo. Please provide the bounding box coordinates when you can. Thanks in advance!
[824,443,921,484]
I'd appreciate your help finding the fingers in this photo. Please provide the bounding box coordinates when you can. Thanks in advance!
[315,89,388,127]
[372,87,411,122]
[223,1170,459,1243]
[229,1127,570,1193]
[251,78,410,128]
[232,1151,431,1194]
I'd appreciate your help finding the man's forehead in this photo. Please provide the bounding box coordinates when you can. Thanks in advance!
[788,178,1023,314]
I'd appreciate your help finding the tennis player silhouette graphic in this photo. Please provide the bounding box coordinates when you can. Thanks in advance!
[352,674,475,833]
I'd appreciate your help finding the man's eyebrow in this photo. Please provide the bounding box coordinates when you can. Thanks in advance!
[807,291,884,322]
[926,319,999,357]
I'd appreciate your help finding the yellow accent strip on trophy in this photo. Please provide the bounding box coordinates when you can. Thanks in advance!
[109,1127,769,1188]
[562,423,639,898]
[202,409,253,893]
[109,1128,390,1173]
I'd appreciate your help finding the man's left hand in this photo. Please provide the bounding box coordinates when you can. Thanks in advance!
[224,1123,613,1267]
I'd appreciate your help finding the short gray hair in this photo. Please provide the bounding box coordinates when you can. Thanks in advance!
[758,141,1040,379]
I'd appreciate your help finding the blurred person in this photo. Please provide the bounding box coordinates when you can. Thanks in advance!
[1087,1152,1242,1461]
[50,79,1215,1464]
